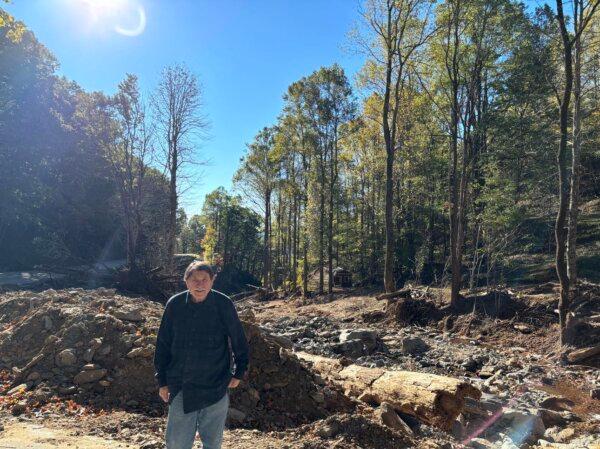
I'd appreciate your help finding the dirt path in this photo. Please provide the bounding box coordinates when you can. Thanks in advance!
[0,420,135,449]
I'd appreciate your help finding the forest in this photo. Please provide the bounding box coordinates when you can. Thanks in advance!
[1,0,600,347]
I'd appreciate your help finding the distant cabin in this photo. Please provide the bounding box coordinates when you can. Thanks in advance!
[333,267,352,288]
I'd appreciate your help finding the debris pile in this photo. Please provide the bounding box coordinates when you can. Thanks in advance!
[0,288,351,430]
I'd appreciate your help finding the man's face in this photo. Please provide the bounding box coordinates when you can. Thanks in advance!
[185,270,214,302]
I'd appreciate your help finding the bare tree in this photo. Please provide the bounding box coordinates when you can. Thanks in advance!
[106,74,154,269]
[152,64,209,263]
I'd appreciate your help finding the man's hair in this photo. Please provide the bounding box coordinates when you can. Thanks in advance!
[183,261,215,281]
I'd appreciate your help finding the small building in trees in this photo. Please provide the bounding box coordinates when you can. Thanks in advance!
[332,267,352,288]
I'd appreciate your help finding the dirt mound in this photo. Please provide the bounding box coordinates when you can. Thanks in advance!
[294,413,414,449]
[384,297,443,326]
[0,288,165,411]
[0,288,350,429]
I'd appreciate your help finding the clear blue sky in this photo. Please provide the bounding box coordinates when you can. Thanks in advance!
[5,0,364,217]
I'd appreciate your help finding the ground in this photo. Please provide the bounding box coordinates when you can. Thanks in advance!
[0,284,598,448]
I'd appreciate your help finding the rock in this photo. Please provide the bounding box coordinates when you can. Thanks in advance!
[539,396,574,411]
[479,365,497,379]
[82,363,100,370]
[26,372,40,382]
[400,337,430,355]
[7,383,28,395]
[591,388,600,400]
[96,345,111,356]
[331,339,365,358]
[339,329,377,345]
[43,316,53,330]
[99,380,111,387]
[90,338,103,349]
[555,427,576,442]
[502,408,545,442]
[59,385,77,395]
[228,407,247,423]
[83,348,95,362]
[468,438,495,448]
[126,346,153,358]
[376,402,413,434]
[539,409,569,428]
[315,421,340,439]
[113,308,144,322]
[463,358,479,372]
[55,349,77,367]
[74,368,107,385]
[513,323,533,334]
[11,401,27,416]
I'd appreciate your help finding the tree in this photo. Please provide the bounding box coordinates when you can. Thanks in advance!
[357,0,436,293]
[234,127,282,291]
[554,0,599,344]
[107,73,154,269]
[152,64,208,264]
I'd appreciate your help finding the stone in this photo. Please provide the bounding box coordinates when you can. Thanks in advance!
[83,348,95,362]
[58,385,77,395]
[96,345,111,356]
[11,401,27,416]
[7,383,28,395]
[55,349,77,367]
[99,380,111,387]
[502,408,545,442]
[74,368,107,385]
[376,402,413,434]
[591,388,600,400]
[400,337,430,355]
[90,338,103,349]
[26,372,40,382]
[113,308,144,322]
[83,363,100,370]
[43,316,53,330]
[539,409,569,428]
[315,422,340,439]
[339,329,378,345]
[126,346,153,358]
[468,438,495,448]
[479,365,497,378]
[539,396,574,412]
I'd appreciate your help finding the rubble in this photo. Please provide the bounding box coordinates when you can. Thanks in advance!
[0,284,598,448]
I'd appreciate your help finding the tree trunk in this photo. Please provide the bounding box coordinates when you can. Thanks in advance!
[568,0,583,288]
[263,190,272,292]
[297,353,481,431]
[556,0,573,346]
[167,148,178,265]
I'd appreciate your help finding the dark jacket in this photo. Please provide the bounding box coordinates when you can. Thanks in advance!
[153,289,249,413]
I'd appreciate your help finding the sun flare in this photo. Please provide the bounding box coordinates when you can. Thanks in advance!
[77,0,146,37]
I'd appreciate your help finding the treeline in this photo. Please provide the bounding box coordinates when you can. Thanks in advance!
[0,9,207,272]
[206,0,600,321]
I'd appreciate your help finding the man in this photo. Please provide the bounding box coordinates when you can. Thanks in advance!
[154,261,249,449]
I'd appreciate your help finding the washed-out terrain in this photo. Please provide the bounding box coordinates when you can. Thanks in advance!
[0,284,598,448]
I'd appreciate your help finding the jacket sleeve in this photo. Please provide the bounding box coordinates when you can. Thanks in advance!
[153,301,174,387]
[222,297,249,379]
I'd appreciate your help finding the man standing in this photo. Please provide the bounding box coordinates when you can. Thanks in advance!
[154,261,249,449]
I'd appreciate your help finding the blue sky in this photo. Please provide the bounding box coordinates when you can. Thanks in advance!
[5,0,365,217]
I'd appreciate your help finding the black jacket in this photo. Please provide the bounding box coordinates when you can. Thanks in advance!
[153,289,249,413]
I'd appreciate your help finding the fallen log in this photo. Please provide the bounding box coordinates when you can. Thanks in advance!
[297,352,481,431]
[376,288,412,301]
[567,343,600,364]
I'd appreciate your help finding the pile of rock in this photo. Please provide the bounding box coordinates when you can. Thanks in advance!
[0,289,351,429]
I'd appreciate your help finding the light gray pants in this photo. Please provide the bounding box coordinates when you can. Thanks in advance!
[165,392,229,449]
